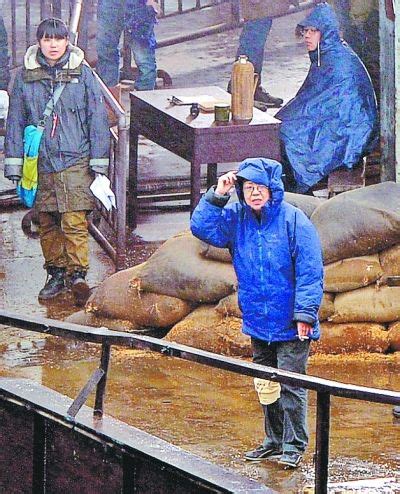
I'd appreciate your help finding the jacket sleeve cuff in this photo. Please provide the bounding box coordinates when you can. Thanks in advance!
[204,186,230,208]
[293,312,316,325]
[4,159,23,178]
[90,158,109,176]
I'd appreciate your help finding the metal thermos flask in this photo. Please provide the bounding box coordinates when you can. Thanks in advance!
[231,55,257,123]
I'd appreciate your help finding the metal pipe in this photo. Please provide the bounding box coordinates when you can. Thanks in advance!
[1,310,400,406]
[69,0,83,45]
[315,392,331,494]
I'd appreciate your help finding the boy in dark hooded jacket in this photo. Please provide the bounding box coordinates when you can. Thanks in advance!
[5,18,109,305]
[191,157,323,468]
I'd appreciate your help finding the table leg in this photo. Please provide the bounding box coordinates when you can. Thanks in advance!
[128,129,139,229]
[206,163,218,189]
[190,159,202,214]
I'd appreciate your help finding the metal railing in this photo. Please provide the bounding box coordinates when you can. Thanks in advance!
[0,309,399,494]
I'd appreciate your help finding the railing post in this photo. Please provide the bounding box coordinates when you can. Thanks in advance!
[314,391,331,494]
[32,414,47,494]
[94,343,111,418]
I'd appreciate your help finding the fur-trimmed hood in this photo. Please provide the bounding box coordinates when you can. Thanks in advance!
[24,43,84,71]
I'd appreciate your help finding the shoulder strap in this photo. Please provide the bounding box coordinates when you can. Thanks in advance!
[37,83,66,130]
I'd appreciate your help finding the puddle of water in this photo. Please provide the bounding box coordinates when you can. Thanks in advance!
[0,332,399,493]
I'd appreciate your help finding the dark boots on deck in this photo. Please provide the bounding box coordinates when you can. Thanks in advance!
[69,270,90,307]
[38,267,67,301]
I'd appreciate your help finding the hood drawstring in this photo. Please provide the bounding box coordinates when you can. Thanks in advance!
[317,41,321,67]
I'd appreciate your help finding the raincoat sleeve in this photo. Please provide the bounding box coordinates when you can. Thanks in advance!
[83,66,110,175]
[190,187,237,249]
[289,210,324,324]
[4,71,26,179]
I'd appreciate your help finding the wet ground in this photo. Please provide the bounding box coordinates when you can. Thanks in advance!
[0,334,399,493]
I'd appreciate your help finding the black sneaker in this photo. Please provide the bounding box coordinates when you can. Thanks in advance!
[244,445,282,461]
[38,267,66,301]
[254,86,283,108]
[69,270,90,307]
[393,406,400,418]
[278,451,302,468]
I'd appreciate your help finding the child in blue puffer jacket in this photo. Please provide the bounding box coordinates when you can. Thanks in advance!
[191,157,323,469]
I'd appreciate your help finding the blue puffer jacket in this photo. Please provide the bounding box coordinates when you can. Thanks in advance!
[191,158,324,343]
[276,3,378,193]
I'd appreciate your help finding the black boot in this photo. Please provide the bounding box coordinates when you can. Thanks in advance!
[69,270,90,306]
[253,86,283,108]
[38,267,66,301]
[227,80,283,108]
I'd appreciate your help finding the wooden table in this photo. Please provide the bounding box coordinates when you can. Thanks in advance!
[129,86,281,228]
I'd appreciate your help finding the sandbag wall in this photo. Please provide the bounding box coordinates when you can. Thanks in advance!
[66,183,400,356]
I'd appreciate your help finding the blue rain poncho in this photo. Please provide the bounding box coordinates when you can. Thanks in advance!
[276,3,378,193]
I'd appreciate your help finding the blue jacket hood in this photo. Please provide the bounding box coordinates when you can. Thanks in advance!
[298,3,341,56]
[235,158,284,207]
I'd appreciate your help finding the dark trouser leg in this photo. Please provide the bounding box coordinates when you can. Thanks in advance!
[251,338,283,450]
[276,339,310,453]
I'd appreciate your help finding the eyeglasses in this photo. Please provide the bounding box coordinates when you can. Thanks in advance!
[243,184,269,195]
[301,27,319,37]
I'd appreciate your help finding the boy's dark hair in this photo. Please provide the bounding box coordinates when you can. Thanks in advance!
[36,18,69,41]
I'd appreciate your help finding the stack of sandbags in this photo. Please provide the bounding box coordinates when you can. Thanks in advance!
[311,182,400,354]
[65,185,400,356]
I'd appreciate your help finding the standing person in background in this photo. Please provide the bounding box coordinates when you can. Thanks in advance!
[0,14,10,91]
[191,158,323,469]
[96,0,159,93]
[230,16,283,108]
[4,18,109,305]
[227,0,300,108]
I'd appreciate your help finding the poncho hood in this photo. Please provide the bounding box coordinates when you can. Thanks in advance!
[298,2,341,57]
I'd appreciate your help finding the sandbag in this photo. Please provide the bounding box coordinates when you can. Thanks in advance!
[215,293,242,318]
[379,244,400,277]
[165,305,251,357]
[284,192,324,218]
[131,231,238,303]
[310,182,400,264]
[324,255,382,293]
[331,285,400,323]
[87,264,193,328]
[65,310,138,332]
[312,322,389,354]
[318,292,335,322]
[388,322,400,352]
[199,241,232,263]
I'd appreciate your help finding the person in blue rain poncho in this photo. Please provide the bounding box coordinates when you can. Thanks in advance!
[191,157,323,469]
[276,2,378,193]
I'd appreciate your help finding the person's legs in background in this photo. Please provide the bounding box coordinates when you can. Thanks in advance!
[96,0,125,87]
[130,38,157,90]
[236,17,283,107]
